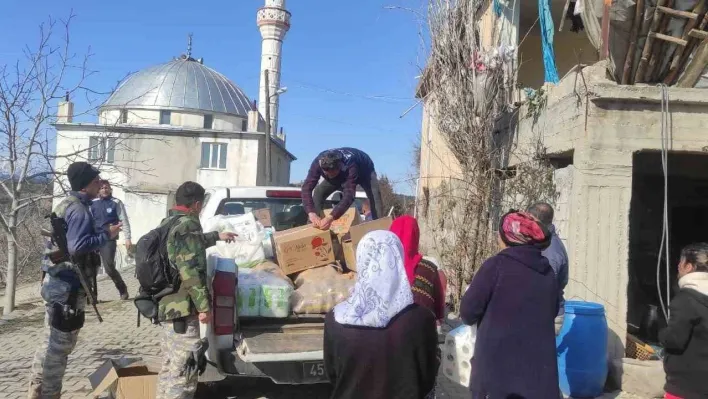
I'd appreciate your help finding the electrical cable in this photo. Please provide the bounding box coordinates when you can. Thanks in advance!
[656,84,671,321]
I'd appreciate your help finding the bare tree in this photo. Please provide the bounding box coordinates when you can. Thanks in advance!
[0,13,165,314]
[409,0,559,310]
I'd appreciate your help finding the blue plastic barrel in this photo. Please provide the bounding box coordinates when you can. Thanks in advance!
[556,301,608,398]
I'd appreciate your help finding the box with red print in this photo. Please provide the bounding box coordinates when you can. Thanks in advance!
[273,226,336,275]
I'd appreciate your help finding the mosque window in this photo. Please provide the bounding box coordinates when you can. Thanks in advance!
[201,142,227,169]
[88,137,116,164]
[159,110,171,125]
[203,114,213,129]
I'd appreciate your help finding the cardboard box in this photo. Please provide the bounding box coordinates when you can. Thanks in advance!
[274,226,336,275]
[338,217,394,272]
[89,357,159,399]
[342,240,357,271]
[253,208,272,228]
[350,216,394,248]
[324,207,361,237]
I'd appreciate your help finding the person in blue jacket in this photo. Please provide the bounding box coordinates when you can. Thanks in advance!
[91,180,132,300]
[527,202,569,335]
[301,148,383,230]
[28,162,122,399]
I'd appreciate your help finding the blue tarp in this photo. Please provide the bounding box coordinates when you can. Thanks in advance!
[538,0,560,83]
[494,0,503,16]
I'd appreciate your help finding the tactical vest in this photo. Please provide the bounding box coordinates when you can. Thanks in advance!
[42,196,82,274]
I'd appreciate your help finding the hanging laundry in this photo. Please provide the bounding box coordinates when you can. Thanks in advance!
[493,0,503,16]
[566,1,585,32]
[539,0,560,83]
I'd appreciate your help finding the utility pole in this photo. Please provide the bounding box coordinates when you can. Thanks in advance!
[264,69,271,184]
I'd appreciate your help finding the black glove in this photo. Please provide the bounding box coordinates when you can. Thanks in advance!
[180,338,210,381]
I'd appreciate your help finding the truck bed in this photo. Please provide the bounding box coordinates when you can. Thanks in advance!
[240,319,324,361]
[222,316,328,384]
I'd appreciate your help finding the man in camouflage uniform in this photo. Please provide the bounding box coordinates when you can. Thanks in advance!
[28,162,121,399]
[156,181,234,399]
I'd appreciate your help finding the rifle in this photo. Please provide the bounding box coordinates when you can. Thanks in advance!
[48,212,103,323]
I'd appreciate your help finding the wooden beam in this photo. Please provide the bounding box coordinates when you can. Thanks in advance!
[601,0,612,59]
[664,0,708,84]
[656,5,698,19]
[636,0,670,83]
[677,37,708,87]
[622,0,646,84]
[646,3,675,82]
[649,31,689,46]
[689,29,708,40]
[558,0,572,32]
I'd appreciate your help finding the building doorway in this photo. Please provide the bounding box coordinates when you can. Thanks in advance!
[627,151,708,344]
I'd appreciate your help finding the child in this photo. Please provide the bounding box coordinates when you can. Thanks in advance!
[660,243,708,399]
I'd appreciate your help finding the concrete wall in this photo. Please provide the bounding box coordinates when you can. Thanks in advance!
[196,136,260,187]
[416,100,466,255]
[517,32,599,89]
[100,108,247,132]
[122,191,170,246]
[53,125,292,240]
[418,101,464,191]
[516,0,599,89]
[511,62,708,359]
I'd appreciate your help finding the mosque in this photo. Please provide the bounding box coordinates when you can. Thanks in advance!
[53,0,294,242]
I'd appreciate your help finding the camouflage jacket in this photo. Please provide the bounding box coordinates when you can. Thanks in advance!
[158,210,219,321]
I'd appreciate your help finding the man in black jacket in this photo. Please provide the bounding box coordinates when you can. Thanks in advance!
[660,242,708,399]
[301,148,384,230]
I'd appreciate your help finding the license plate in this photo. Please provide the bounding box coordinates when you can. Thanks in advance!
[302,361,326,382]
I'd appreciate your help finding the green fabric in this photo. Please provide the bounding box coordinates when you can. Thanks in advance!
[158,211,219,321]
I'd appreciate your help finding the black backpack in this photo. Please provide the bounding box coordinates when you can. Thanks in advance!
[133,216,183,323]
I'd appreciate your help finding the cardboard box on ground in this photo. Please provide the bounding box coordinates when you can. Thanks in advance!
[89,357,160,399]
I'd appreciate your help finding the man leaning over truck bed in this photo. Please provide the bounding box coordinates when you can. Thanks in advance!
[301,148,384,230]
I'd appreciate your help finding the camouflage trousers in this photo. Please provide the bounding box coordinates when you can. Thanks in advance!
[27,274,86,399]
[156,315,201,399]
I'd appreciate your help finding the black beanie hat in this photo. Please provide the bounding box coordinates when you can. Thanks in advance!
[67,162,100,191]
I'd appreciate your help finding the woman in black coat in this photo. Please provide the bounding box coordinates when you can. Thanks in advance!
[660,242,708,399]
[461,211,559,399]
[324,230,438,399]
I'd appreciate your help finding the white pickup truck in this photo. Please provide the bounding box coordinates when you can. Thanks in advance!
[197,186,367,384]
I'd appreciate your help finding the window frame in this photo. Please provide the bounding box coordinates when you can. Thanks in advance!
[88,136,116,164]
[159,110,171,125]
[200,142,228,170]
[203,114,213,129]
[120,109,128,124]
[241,119,248,132]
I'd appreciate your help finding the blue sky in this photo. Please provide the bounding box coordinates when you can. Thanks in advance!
[0,0,427,193]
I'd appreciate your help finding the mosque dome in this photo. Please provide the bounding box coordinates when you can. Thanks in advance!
[101,56,254,117]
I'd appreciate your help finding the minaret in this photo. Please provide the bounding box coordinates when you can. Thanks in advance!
[257,0,290,136]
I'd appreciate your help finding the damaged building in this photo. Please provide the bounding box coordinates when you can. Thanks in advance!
[416,0,708,376]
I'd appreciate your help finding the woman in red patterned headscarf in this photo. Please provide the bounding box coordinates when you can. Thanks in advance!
[390,215,446,322]
[461,210,558,399]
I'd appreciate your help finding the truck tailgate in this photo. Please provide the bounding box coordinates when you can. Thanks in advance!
[223,319,328,384]
[238,317,324,362]
[240,329,324,362]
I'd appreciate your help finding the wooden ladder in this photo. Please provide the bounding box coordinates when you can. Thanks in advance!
[632,0,708,86]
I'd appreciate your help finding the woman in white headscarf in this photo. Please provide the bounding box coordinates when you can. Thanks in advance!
[324,230,438,399]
